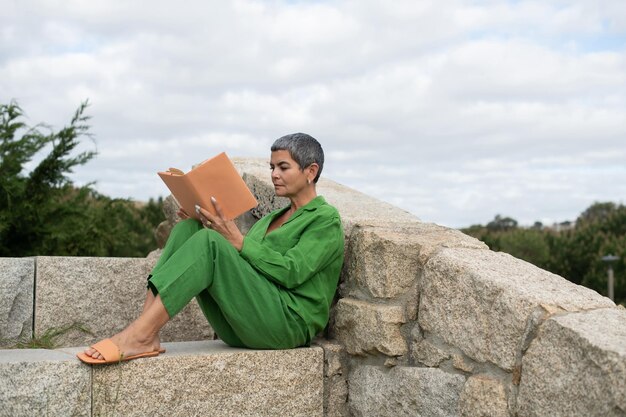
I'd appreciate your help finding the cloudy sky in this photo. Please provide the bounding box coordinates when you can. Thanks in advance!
[2,0,625,228]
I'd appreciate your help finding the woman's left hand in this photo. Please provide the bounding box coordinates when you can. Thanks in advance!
[196,197,244,251]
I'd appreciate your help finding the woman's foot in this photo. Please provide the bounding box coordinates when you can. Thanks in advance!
[84,323,161,360]
[83,294,169,361]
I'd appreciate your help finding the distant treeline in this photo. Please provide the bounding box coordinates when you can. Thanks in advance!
[462,203,626,306]
[0,101,164,258]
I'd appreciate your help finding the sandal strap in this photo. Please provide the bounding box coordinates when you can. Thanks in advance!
[90,339,121,362]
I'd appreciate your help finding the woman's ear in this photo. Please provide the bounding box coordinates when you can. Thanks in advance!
[307,163,320,183]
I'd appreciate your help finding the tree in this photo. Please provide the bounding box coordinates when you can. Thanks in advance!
[578,202,617,224]
[499,229,550,268]
[0,101,163,257]
[0,101,96,255]
[486,214,518,231]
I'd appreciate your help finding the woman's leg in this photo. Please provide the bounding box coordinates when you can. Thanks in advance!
[142,219,203,313]
[149,228,308,349]
[84,294,169,360]
[152,219,203,276]
[141,291,156,314]
[194,290,246,347]
[85,220,202,359]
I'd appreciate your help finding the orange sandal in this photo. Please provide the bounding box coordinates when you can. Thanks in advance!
[76,338,162,365]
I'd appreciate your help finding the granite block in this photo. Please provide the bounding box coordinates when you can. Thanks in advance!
[0,348,90,417]
[0,258,34,347]
[34,256,213,347]
[91,340,323,417]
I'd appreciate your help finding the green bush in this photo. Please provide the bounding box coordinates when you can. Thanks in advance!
[0,100,163,257]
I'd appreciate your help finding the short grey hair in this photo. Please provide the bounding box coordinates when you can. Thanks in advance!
[271,133,324,183]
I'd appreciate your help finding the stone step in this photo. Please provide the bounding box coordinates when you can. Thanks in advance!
[0,340,323,417]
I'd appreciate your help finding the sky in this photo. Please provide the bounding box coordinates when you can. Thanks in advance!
[1,0,625,228]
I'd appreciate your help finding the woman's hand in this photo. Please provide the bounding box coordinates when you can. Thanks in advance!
[196,197,244,251]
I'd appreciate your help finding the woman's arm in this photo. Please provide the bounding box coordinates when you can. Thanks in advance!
[239,213,344,289]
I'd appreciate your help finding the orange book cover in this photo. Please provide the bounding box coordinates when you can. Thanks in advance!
[157,152,258,221]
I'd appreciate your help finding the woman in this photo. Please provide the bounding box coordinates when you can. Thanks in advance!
[78,133,344,364]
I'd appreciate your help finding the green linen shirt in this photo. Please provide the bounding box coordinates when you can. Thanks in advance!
[239,195,344,341]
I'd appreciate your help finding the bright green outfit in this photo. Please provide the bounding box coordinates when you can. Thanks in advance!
[148,196,344,349]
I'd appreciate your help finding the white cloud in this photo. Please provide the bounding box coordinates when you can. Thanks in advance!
[2,0,625,228]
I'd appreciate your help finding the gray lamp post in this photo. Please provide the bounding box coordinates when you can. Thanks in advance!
[601,254,619,301]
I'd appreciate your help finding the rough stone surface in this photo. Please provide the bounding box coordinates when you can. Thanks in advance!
[342,227,419,299]
[517,308,626,417]
[349,365,465,417]
[162,194,181,225]
[411,338,451,367]
[459,375,510,417]
[452,354,475,374]
[338,224,487,330]
[0,258,34,347]
[155,219,173,249]
[35,256,213,347]
[332,298,407,356]
[315,339,350,417]
[342,224,486,299]
[419,248,615,371]
[91,340,323,417]
[0,348,90,417]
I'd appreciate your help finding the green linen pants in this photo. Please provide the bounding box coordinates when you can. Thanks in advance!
[147,219,308,349]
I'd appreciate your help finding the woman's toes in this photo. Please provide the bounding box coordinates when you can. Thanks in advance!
[84,347,103,359]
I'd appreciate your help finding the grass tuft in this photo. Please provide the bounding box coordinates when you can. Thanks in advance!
[12,322,95,349]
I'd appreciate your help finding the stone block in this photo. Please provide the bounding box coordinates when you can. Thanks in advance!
[517,308,626,417]
[340,224,487,327]
[0,258,34,347]
[91,340,323,417]
[411,338,450,367]
[349,365,465,417]
[35,256,213,347]
[342,227,420,299]
[342,224,486,299]
[162,193,181,225]
[452,354,476,374]
[319,180,420,234]
[332,298,407,357]
[459,375,510,417]
[0,348,90,417]
[419,248,614,371]
[314,339,349,417]
[154,219,173,249]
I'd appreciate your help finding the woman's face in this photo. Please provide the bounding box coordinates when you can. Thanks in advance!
[270,150,310,198]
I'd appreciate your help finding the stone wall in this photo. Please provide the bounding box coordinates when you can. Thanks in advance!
[232,158,626,417]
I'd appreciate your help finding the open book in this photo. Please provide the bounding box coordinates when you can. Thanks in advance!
[158,152,258,221]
